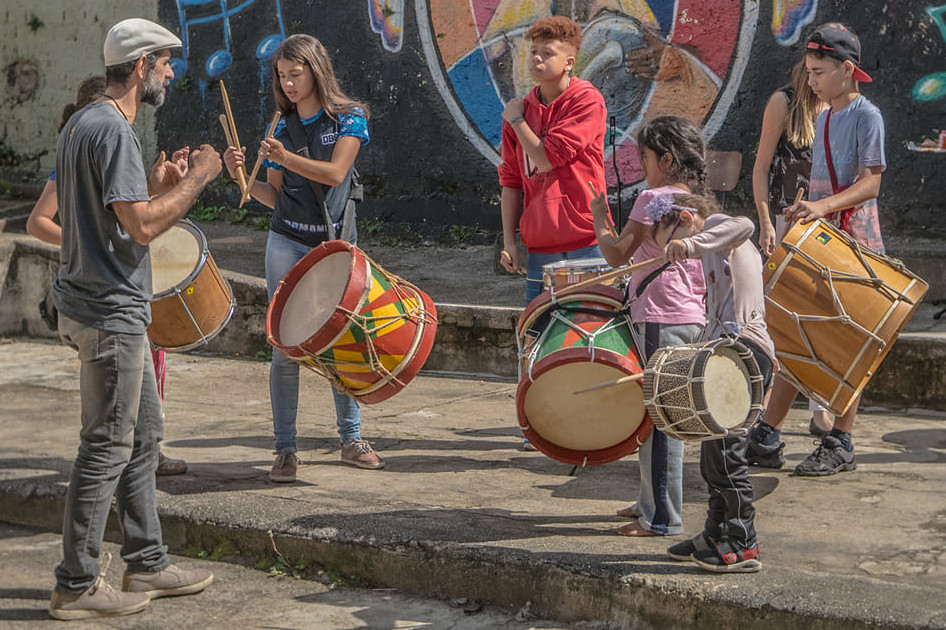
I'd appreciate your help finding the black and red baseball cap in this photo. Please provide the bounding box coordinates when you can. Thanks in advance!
[806,24,872,83]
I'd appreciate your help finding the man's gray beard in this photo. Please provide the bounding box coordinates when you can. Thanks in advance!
[141,69,167,107]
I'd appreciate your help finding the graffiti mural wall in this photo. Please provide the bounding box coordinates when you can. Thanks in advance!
[414,0,757,190]
[0,1,942,233]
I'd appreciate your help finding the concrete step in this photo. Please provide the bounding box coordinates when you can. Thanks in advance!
[4,233,945,411]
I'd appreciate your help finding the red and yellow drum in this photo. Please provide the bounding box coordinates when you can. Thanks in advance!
[266,240,438,404]
[516,285,652,466]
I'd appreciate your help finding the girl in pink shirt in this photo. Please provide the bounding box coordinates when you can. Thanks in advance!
[591,116,707,537]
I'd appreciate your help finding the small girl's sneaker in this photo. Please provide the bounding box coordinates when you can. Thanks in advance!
[692,542,761,573]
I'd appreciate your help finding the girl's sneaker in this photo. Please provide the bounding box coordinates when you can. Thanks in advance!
[667,532,713,561]
[692,542,762,573]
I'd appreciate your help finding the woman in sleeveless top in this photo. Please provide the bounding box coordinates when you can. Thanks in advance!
[750,58,831,436]
[752,59,824,257]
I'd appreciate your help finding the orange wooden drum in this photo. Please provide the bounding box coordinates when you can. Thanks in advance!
[266,240,437,405]
[148,220,235,351]
[763,219,928,415]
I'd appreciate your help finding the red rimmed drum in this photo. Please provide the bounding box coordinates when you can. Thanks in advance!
[516,285,652,466]
[266,240,438,404]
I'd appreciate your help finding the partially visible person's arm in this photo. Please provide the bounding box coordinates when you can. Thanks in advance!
[502,97,552,173]
[500,186,523,273]
[26,179,62,246]
[752,92,788,256]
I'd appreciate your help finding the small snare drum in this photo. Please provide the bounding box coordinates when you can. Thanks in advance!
[643,337,765,442]
[542,257,622,289]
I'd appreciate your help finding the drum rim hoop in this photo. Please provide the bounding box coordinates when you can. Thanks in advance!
[266,240,369,353]
[516,284,625,345]
[517,346,652,465]
[151,219,209,299]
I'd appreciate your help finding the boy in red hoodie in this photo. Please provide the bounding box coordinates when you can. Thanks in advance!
[498,16,611,303]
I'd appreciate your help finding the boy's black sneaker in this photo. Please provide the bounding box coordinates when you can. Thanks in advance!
[793,435,856,476]
[746,437,785,469]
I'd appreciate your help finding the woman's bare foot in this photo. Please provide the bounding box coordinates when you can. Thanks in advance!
[616,503,640,519]
[616,520,655,537]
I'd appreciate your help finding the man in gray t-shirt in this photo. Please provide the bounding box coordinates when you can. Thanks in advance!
[53,101,153,332]
[48,18,222,621]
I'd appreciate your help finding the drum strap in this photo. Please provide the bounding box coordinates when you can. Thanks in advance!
[823,112,855,234]
[633,261,672,299]
[550,304,630,318]
[284,111,354,241]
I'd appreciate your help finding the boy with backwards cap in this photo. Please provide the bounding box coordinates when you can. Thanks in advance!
[747,23,886,477]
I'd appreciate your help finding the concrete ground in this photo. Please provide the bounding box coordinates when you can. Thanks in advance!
[0,521,575,629]
[1,338,945,628]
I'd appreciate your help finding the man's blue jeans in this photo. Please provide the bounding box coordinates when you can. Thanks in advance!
[55,314,169,591]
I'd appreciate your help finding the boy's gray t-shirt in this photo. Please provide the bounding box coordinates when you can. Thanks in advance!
[52,102,153,333]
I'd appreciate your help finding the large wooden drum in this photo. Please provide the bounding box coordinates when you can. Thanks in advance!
[516,285,652,466]
[763,219,928,415]
[266,240,438,405]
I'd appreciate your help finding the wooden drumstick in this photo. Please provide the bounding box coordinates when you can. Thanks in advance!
[588,180,619,239]
[239,110,282,208]
[218,115,246,197]
[572,372,645,395]
[219,80,248,194]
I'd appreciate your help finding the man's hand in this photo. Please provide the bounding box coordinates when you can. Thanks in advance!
[188,144,222,183]
[148,147,190,195]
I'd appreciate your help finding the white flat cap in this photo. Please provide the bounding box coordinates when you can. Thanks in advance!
[104,18,182,67]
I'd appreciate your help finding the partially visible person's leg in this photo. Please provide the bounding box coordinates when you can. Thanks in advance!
[150,346,187,476]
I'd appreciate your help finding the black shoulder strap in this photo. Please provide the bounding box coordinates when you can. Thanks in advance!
[634,261,672,299]
[284,110,335,239]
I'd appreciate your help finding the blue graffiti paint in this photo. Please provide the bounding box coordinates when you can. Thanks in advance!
[447,49,505,147]
[914,5,946,101]
[173,0,285,80]
[914,72,946,101]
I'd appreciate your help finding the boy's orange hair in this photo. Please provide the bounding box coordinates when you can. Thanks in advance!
[525,16,582,52]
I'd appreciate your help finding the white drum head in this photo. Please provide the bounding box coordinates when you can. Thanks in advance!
[703,348,752,429]
[524,362,645,451]
[279,250,353,347]
[151,224,202,295]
